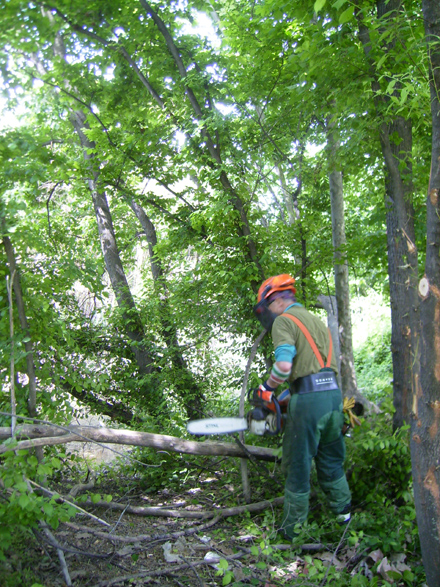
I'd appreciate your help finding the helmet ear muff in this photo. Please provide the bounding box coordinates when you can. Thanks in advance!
[253,298,278,331]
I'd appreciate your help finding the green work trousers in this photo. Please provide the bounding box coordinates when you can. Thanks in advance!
[281,388,351,537]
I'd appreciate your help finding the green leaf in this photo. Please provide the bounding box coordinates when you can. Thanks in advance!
[339,6,355,23]
[314,0,326,13]
[18,494,30,508]
[400,86,409,105]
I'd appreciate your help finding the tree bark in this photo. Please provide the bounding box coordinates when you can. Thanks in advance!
[276,161,308,300]
[0,425,277,461]
[356,0,419,428]
[326,121,358,400]
[129,199,205,419]
[70,111,155,378]
[318,294,379,414]
[2,236,38,419]
[138,0,264,289]
[410,1,440,584]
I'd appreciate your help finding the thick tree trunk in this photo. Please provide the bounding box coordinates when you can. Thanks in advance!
[410,2,440,584]
[356,0,419,428]
[380,116,418,429]
[326,123,358,400]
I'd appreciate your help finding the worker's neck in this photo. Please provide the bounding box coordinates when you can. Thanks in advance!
[279,300,294,313]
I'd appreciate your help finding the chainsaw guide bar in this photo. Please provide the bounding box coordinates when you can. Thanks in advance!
[186,417,248,435]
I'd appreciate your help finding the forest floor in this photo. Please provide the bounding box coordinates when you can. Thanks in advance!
[0,412,422,587]
[0,445,371,587]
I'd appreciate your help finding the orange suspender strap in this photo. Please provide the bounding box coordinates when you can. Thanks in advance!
[282,313,333,369]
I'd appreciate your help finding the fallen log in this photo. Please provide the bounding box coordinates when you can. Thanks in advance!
[0,425,277,461]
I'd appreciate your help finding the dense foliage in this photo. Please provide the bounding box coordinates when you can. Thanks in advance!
[1,0,439,584]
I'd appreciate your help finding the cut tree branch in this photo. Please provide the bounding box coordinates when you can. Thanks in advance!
[0,424,277,461]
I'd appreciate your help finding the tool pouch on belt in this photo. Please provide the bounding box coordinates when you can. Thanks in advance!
[293,370,339,394]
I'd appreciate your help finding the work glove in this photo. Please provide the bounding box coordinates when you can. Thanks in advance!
[256,383,274,403]
[343,397,362,428]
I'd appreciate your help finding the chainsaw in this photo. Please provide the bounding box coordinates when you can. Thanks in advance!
[187,387,291,437]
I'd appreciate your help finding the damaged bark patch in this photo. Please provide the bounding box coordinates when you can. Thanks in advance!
[423,466,440,536]
[429,187,438,206]
[429,401,440,439]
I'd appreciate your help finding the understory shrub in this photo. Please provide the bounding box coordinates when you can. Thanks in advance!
[345,397,412,506]
[354,329,393,402]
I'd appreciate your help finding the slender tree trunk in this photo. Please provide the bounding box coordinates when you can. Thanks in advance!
[129,199,205,419]
[356,0,419,428]
[70,111,155,378]
[326,121,358,400]
[36,17,157,389]
[2,232,44,460]
[410,1,440,584]
[2,236,38,418]
[277,162,308,300]
[317,295,341,377]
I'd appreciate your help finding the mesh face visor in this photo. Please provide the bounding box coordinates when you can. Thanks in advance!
[253,298,278,331]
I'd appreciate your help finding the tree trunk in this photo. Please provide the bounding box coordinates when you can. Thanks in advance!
[0,425,277,462]
[326,121,358,400]
[410,1,440,584]
[37,18,157,398]
[276,162,308,301]
[356,0,419,428]
[138,0,264,290]
[318,294,379,414]
[70,110,155,379]
[380,115,418,429]
[317,295,341,377]
[2,236,38,419]
[129,199,205,419]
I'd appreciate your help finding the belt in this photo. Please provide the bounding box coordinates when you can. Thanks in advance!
[292,371,339,394]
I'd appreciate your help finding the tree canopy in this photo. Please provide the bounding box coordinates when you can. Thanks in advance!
[1,0,440,585]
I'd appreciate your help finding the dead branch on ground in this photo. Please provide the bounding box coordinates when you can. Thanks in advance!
[0,424,277,461]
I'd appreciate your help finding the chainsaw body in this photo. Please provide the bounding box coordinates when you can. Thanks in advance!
[186,388,291,437]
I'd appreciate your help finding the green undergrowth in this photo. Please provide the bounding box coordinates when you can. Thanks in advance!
[0,398,425,586]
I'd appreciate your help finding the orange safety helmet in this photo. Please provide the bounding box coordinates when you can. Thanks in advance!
[257,274,296,304]
[254,274,296,330]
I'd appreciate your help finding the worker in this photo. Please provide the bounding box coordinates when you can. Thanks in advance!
[254,274,351,540]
